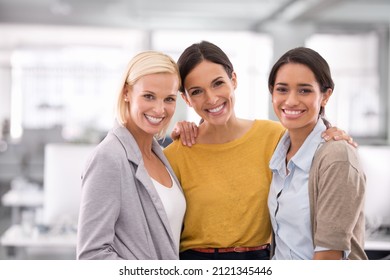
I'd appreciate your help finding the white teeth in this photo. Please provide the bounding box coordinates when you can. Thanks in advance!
[145,115,163,124]
[208,104,224,113]
[284,110,302,115]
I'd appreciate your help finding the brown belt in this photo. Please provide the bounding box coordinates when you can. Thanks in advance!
[191,244,269,253]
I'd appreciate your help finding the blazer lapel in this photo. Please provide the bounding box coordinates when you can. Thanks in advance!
[152,140,184,195]
[111,122,177,249]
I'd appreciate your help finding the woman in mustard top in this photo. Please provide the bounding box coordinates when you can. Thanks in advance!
[163,41,355,260]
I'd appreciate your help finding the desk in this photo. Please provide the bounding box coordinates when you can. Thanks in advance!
[2,188,43,207]
[1,178,78,259]
[1,186,43,224]
[365,231,390,251]
[0,224,76,259]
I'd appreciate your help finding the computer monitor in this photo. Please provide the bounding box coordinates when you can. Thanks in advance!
[42,143,95,229]
[358,145,390,232]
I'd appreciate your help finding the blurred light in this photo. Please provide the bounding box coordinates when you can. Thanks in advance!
[50,0,72,16]
[0,140,8,152]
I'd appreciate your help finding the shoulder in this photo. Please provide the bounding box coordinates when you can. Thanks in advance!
[251,120,285,143]
[87,133,128,168]
[163,140,184,157]
[164,139,181,150]
[314,140,361,171]
[254,119,285,133]
[98,133,125,156]
[316,140,356,159]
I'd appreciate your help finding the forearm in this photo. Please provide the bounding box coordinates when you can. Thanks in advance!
[313,250,343,260]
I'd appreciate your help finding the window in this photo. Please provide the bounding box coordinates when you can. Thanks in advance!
[8,26,146,142]
[11,47,130,141]
[306,31,387,143]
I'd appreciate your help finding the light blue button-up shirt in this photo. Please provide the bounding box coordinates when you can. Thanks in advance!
[268,120,326,260]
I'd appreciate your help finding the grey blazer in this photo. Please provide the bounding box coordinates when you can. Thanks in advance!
[77,121,184,260]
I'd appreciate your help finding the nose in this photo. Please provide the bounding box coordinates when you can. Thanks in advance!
[205,90,218,105]
[153,99,165,115]
[285,92,299,106]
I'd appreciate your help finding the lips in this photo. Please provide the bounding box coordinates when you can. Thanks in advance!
[206,103,225,114]
[283,109,304,115]
[145,114,164,124]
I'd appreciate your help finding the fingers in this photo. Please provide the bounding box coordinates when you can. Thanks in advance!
[170,121,198,146]
[182,122,198,146]
[321,127,338,141]
[321,127,358,148]
[322,126,346,141]
[321,132,331,141]
[171,128,179,140]
[170,124,181,140]
[347,136,358,148]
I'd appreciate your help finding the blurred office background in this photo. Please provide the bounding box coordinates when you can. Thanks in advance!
[0,0,390,259]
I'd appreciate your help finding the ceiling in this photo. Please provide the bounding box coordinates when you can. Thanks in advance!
[0,0,389,31]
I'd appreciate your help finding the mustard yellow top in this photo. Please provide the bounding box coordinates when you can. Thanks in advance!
[163,120,284,252]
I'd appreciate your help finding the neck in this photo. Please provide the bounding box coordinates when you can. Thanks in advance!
[138,139,154,159]
[287,133,306,161]
[200,116,244,144]
[125,123,154,157]
[286,124,315,161]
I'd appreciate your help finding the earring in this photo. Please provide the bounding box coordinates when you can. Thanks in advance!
[124,98,128,102]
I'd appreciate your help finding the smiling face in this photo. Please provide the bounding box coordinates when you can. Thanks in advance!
[124,72,179,137]
[182,60,237,126]
[272,63,332,136]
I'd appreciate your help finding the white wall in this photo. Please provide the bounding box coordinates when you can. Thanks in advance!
[0,24,148,139]
[0,51,11,133]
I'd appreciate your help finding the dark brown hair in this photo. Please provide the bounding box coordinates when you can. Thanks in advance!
[177,41,234,93]
[268,47,334,127]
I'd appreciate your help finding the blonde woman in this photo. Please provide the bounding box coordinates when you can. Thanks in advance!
[77,51,186,260]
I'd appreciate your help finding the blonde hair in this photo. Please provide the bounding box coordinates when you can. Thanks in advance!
[115,51,180,139]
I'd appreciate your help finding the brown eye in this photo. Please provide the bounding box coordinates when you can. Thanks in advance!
[165,97,176,103]
[213,80,224,87]
[190,89,202,96]
[299,88,312,95]
[275,87,288,94]
[143,94,154,100]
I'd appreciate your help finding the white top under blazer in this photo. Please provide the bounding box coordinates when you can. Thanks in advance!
[152,171,186,253]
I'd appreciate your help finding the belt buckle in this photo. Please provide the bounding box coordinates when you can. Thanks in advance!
[233,246,244,253]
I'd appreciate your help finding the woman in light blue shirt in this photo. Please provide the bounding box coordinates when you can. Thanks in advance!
[267,47,367,260]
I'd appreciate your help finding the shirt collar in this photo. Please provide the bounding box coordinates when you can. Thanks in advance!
[269,131,290,173]
[269,120,326,173]
[290,120,326,172]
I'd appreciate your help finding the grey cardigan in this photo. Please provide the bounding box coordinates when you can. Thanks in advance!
[77,121,184,260]
[270,140,367,260]
[309,140,367,260]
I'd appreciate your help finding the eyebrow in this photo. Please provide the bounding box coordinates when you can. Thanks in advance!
[275,82,314,87]
[211,76,224,83]
[187,86,200,92]
[298,83,314,87]
[143,91,177,97]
